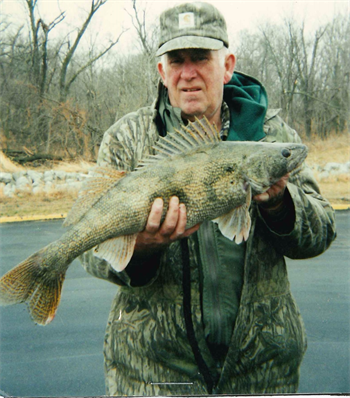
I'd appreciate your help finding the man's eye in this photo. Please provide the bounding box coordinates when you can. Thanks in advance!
[193,55,209,62]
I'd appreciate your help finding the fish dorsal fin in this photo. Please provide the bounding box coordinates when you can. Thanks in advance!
[64,167,126,227]
[137,116,220,168]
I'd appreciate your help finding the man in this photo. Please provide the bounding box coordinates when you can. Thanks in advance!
[81,2,336,395]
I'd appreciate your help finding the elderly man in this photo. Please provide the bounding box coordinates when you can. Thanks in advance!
[81,2,336,395]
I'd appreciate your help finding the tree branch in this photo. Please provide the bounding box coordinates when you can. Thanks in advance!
[284,90,344,111]
[59,0,107,101]
[65,31,125,93]
[126,0,152,55]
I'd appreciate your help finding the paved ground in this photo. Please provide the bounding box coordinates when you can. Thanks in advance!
[0,211,349,397]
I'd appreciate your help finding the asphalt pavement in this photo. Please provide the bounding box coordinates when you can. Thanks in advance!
[0,211,349,397]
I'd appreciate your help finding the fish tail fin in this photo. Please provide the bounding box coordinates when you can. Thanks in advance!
[0,250,66,325]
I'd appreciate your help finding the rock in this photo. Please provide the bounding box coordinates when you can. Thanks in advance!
[15,176,32,193]
[0,168,91,198]
[322,161,350,176]
[3,183,16,197]
[33,186,44,195]
[66,172,79,181]
[43,181,54,194]
[13,171,27,181]
[55,171,67,180]
[44,170,55,182]
[0,172,13,184]
[55,183,68,193]
[27,170,43,183]
[338,163,350,174]
[67,180,82,193]
[32,180,44,188]
[318,171,330,180]
[324,162,341,173]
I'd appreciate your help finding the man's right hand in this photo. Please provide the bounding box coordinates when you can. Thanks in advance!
[134,196,200,254]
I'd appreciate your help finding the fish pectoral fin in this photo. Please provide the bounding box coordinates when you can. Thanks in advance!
[213,187,252,244]
[93,234,137,272]
[213,206,251,244]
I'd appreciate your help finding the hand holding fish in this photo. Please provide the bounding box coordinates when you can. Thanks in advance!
[134,196,200,253]
[253,174,289,211]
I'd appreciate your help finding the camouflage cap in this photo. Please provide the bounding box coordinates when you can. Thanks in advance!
[156,2,229,57]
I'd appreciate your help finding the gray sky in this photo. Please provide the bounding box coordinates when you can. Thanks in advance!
[2,0,349,54]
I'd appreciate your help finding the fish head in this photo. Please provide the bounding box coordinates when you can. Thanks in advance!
[239,142,308,194]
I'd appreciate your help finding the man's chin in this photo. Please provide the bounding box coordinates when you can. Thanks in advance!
[180,109,206,122]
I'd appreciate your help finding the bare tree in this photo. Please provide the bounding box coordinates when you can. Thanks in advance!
[58,0,124,102]
[290,23,326,137]
[26,0,65,97]
[258,21,299,124]
[236,17,349,138]
[316,15,350,136]
[27,0,123,153]
[125,0,158,106]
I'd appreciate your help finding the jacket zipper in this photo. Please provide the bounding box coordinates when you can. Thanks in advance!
[199,221,223,345]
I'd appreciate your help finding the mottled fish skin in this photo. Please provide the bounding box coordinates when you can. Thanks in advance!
[0,118,308,325]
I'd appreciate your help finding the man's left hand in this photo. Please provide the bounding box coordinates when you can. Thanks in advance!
[253,174,289,211]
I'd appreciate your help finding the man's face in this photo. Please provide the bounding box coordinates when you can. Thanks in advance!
[157,48,235,124]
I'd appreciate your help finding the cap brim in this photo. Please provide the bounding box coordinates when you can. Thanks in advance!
[156,36,224,57]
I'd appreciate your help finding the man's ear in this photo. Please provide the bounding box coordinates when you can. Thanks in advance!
[157,62,167,87]
[223,53,236,84]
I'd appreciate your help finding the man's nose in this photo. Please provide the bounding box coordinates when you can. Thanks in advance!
[180,61,197,80]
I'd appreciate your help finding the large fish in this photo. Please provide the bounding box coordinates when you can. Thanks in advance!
[0,118,308,325]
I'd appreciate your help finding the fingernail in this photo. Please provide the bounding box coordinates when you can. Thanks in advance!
[179,203,186,212]
[171,196,179,205]
[259,193,269,201]
[154,198,163,207]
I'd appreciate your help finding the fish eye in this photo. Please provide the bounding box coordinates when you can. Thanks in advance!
[282,149,291,158]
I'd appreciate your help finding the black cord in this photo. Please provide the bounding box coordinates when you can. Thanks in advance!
[181,238,215,394]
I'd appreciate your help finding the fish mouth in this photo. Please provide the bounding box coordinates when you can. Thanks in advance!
[286,144,308,173]
[289,162,304,177]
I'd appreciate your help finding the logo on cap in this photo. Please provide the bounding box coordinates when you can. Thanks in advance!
[178,12,195,29]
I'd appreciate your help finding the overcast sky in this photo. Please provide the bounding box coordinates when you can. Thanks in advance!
[2,0,349,54]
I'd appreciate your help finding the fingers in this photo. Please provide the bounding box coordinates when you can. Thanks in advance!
[145,196,183,236]
[169,203,188,240]
[254,192,270,203]
[145,198,164,233]
[253,174,289,203]
[253,174,289,210]
[159,197,191,240]
[160,197,181,236]
[182,222,201,238]
[136,197,198,254]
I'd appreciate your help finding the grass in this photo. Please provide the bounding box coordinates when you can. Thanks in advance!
[0,132,349,219]
[0,192,77,219]
[303,132,350,205]
[304,133,350,166]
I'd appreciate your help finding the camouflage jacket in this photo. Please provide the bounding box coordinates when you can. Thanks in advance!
[80,85,336,395]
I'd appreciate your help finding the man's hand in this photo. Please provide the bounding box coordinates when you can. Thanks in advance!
[253,174,289,211]
[134,196,200,254]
